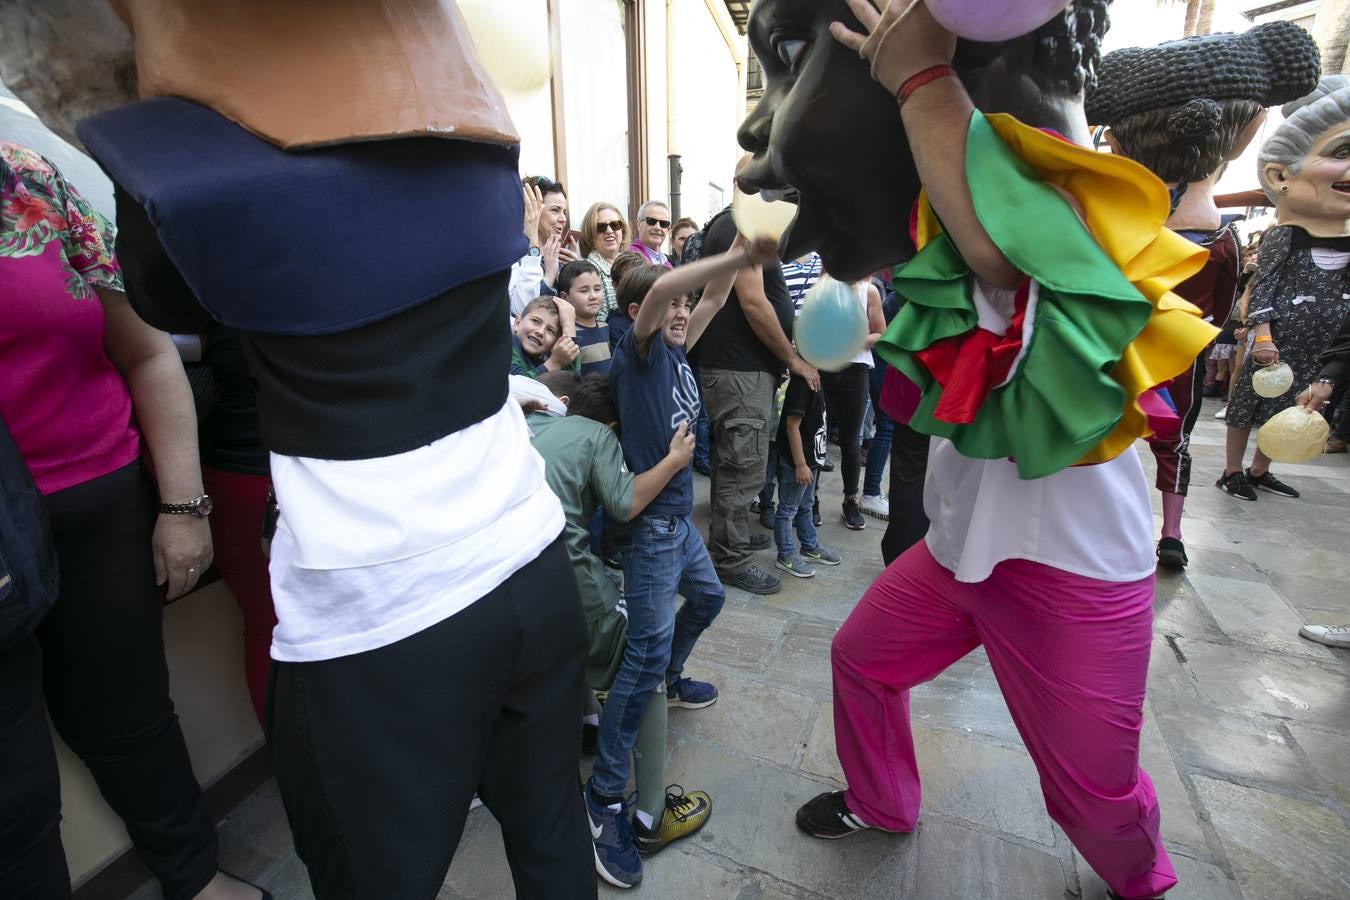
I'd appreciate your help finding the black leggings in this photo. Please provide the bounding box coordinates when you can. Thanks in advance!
[0,462,218,900]
[881,421,931,566]
[268,536,596,900]
[820,364,870,498]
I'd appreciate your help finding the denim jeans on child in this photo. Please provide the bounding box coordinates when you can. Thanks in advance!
[774,457,820,560]
[591,512,725,798]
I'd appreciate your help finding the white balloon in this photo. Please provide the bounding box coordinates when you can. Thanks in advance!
[732,187,797,242]
[1252,362,1294,398]
[1256,406,1330,462]
[460,0,552,93]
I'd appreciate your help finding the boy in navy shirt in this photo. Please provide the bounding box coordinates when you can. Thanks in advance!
[586,235,778,888]
[557,260,612,374]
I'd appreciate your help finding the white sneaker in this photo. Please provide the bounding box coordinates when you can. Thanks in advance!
[1299,624,1350,649]
[1214,405,1227,420]
[859,494,889,521]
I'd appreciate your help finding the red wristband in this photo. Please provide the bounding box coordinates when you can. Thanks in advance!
[896,64,957,106]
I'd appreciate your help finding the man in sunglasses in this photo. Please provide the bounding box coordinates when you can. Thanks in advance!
[629,200,675,268]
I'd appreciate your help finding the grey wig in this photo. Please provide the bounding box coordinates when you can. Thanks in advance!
[1259,75,1350,202]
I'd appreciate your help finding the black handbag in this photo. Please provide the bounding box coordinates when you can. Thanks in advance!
[0,411,58,649]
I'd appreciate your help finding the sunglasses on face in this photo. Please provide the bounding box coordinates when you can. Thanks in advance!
[643,216,671,229]
[595,221,625,233]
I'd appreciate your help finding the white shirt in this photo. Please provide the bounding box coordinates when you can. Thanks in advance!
[267,401,564,662]
[850,281,876,368]
[923,438,1155,584]
[509,252,546,318]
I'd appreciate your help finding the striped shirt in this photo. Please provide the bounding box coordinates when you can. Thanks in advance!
[781,252,823,316]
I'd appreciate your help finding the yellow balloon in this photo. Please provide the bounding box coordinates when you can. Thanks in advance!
[1256,406,1330,462]
[732,186,797,241]
[460,0,552,93]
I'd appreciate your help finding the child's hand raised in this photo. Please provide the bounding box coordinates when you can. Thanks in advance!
[553,296,577,337]
[549,335,579,368]
[667,421,695,468]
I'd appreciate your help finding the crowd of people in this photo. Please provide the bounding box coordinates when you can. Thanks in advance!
[2,1,1349,900]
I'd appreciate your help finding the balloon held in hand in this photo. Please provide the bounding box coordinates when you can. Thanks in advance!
[1251,362,1294,398]
[1257,406,1330,462]
[926,0,1073,42]
[795,278,868,372]
[732,185,797,242]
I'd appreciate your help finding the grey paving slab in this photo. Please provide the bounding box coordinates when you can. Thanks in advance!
[661,739,919,897]
[1153,571,1228,644]
[1186,572,1337,660]
[1285,721,1350,806]
[1138,710,1208,853]
[909,650,1023,745]
[693,601,790,676]
[666,677,814,768]
[1193,774,1350,900]
[1168,636,1350,728]
[1151,699,1321,796]
[762,618,837,697]
[1075,851,1241,900]
[910,818,1069,899]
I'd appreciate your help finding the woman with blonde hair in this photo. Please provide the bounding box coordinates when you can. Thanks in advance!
[580,201,629,322]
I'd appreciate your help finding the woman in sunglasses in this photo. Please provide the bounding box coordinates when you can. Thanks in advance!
[580,202,629,322]
[630,200,675,268]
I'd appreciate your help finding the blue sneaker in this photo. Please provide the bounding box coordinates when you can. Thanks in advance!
[667,676,718,709]
[583,779,642,888]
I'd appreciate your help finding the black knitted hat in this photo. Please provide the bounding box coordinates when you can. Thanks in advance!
[1085,21,1320,126]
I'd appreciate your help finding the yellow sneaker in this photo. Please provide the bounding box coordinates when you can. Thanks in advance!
[632,785,711,857]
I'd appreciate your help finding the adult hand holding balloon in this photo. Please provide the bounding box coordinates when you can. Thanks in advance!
[796,277,869,372]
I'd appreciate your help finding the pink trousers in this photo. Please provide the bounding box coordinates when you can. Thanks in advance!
[833,542,1176,900]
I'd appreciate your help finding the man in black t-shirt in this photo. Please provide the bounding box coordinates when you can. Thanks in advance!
[690,208,819,595]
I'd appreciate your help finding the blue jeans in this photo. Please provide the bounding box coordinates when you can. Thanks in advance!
[864,364,894,497]
[774,459,819,560]
[592,512,725,797]
[694,374,712,470]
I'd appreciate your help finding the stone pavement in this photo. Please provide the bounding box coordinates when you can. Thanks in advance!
[128,397,1350,900]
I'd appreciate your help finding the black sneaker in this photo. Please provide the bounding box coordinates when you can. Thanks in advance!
[1156,537,1188,569]
[820,460,836,472]
[746,533,771,551]
[1216,471,1257,501]
[796,791,885,840]
[1247,468,1299,498]
[723,564,781,595]
[841,499,866,530]
[759,506,776,530]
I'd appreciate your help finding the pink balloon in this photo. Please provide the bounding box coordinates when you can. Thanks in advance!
[925,0,1071,43]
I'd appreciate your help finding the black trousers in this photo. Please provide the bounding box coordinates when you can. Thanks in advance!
[268,536,596,900]
[0,462,219,900]
[881,421,931,566]
[820,364,870,498]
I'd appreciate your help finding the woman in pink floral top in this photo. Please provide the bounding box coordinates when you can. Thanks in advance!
[0,143,264,900]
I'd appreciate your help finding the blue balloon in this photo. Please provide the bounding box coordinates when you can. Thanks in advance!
[795,278,868,372]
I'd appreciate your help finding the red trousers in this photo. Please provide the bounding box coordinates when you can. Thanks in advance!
[202,466,277,725]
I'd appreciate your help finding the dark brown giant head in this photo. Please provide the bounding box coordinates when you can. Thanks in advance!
[736,0,1112,281]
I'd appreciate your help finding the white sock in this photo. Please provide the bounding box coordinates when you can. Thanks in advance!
[635,809,655,830]
[582,714,599,726]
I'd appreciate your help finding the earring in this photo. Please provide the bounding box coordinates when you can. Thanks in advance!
[1280,184,1289,193]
